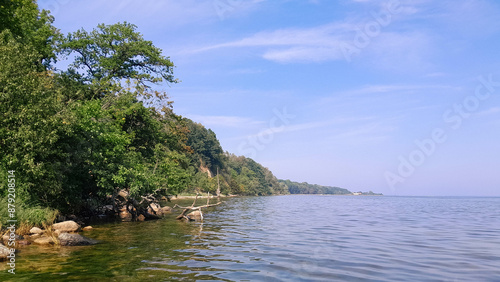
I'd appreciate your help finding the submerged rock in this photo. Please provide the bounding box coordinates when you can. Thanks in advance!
[18,240,31,246]
[53,220,81,233]
[30,227,44,235]
[0,244,11,261]
[33,236,55,245]
[187,210,203,221]
[2,234,23,242]
[58,233,98,246]
[161,206,172,214]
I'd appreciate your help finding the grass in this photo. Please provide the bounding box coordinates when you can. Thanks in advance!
[0,197,59,235]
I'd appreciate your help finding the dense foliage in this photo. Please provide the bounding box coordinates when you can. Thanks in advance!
[0,0,288,226]
[279,179,352,195]
[225,154,288,196]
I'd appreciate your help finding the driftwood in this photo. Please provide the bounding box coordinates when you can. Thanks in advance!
[113,188,167,221]
[174,192,223,221]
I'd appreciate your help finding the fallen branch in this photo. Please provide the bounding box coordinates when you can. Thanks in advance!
[174,193,223,221]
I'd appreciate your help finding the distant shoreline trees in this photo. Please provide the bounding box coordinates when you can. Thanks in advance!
[279,180,352,195]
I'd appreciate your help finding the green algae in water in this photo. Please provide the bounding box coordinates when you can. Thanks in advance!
[0,213,220,281]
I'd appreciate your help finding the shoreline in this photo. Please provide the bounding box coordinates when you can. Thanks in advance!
[169,194,238,200]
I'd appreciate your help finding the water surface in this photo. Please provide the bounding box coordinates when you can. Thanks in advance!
[2,196,500,281]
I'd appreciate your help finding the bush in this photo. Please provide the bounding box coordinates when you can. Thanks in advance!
[0,198,59,234]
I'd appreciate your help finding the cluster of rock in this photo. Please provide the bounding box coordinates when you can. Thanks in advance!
[98,190,172,222]
[116,201,172,222]
[0,220,98,260]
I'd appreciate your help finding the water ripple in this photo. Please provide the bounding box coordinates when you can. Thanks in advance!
[156,196,500,281]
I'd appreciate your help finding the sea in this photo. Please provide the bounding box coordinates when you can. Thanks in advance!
[2,195,500,281]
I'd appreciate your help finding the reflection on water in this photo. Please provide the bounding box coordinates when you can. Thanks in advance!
[2,196,500,281]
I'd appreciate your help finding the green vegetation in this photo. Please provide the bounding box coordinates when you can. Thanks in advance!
[1,1,380,230]
[279,179,352,195]
[0,1,289,228]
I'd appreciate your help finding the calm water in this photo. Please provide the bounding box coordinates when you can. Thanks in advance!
[2,196,500,281]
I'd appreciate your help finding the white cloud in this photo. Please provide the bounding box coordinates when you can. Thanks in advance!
[190,3,436,65]
[187,114,265,128]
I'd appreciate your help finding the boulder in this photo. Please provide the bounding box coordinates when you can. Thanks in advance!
[58,233,98,246]
[0,244,11,261]
[53,220,80,233]
[30,227,44,235]
[119,209,132,221]
[147,203,162,215]
[2,234,23,242]
[98,205,114,214]
[30,234,42,239]
[161,206,172,214]
[33,236,54,245]
[187,210,203,221]
[82,226,93,231]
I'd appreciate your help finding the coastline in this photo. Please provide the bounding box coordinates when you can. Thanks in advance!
[169,194,238,200]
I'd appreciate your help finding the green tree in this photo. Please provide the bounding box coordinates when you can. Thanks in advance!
[185,121,225,175]
[0,0,58,69]
[58,22,177,99]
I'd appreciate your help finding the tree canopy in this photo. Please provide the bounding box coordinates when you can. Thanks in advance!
[1,0,289,224]
[279,179,351,195]
[58,22,177,98]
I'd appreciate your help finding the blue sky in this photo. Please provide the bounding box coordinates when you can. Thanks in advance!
[38,0,500,196]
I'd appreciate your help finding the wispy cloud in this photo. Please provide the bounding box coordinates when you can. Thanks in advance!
[187,114,265,128]
[184,0,500,69]
[190,21,367,63]
[188,4,433,65]
[239,116,376,141]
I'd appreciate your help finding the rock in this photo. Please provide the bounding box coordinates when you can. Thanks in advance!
[53,220,80,233]
[2,234,23,242]
[30,234,41,239]
[187,210,203,221]
[161,206,172,214]
[117,189,129,201]
[18,240,31,246]
[33,236,54,245]
[147,203,162,215]
[30,227,44,235]
[137,214,146,221]
[58,233,98,246]
[119,210,132,221]
[0,244,11,261]
[97,205,114,214]
[82,226,93,231]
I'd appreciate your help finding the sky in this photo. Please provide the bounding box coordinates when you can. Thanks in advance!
[38,0,500,196]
